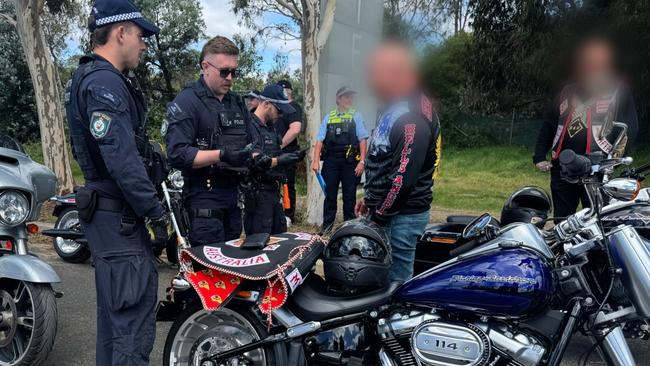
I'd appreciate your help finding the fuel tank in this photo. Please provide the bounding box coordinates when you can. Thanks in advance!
[396,223,555,317]
[602,202,650,239]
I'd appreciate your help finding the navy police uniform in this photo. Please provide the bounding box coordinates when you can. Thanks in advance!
[244,114,288,234]
[165,76,254,245]
[65,2,162,365]
[243,85,297,234]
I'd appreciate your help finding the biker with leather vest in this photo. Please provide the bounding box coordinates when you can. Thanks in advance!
[65,2,164,364]
[312,86,369,233]
[165,36,255,245]
[533,36,639,219]
[244,84,303,235]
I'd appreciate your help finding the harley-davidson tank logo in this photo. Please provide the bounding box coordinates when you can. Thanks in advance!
[203,247,270,267]
[602,213,650,225]
[450,275,538,285]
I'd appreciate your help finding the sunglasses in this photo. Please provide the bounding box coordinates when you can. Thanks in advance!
[204,60,239,78]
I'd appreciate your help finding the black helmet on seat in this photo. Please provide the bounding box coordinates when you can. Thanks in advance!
[500,186,552,228]
[323,218,391,295]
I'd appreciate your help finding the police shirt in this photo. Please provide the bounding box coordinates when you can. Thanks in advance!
[66,53,163,219]
[274,101,303,152]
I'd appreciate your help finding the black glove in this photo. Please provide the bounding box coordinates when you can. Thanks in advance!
[276,152,300,167]
[296,148,308,161]
[150,214,169,250]
[221,147,252,167]
[252,154,273,172]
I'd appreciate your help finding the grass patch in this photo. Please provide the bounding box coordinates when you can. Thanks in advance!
[433,146,650,213]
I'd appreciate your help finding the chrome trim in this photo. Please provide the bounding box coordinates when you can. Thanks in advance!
[286,321,320,338]
[378,348,396,366]
[608,225,650,318]
[597,327,636,366]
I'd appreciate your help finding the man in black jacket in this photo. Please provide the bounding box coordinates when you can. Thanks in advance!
[356,42,441,282]
[534,37,638,219]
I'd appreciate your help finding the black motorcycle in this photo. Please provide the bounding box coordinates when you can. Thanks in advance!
[42,170,185,264]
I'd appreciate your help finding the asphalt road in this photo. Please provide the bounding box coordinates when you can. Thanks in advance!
[28,235,650,366]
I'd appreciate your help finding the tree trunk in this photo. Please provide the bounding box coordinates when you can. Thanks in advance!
[302,0,336,226]
[14,0,74,194]
[302,26,325,226]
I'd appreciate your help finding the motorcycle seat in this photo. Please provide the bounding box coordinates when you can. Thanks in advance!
[287,274,400,321]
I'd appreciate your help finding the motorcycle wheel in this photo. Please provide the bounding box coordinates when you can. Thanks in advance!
[163,300,287,366]
[0,280,57,366]
[52,207,91,263]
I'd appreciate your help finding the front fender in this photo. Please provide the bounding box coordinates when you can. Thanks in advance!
[0,255,61,283]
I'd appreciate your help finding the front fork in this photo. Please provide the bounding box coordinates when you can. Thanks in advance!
[596,326,637,366]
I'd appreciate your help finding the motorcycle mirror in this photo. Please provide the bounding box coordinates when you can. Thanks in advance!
[462,213,493,239]
[602,178,640,201]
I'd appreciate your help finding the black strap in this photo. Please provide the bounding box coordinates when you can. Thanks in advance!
[192,209,223,219]
[96,197,125,212]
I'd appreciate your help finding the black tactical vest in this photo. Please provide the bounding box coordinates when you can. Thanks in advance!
[65,54,149,182]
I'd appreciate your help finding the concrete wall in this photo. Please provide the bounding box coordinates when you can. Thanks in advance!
[319,0,383,131]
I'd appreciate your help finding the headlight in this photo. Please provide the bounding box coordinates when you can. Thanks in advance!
[0,191,29,226]
[168,170,184,189]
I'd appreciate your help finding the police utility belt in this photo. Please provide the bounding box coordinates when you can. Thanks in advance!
[76,187,140,235]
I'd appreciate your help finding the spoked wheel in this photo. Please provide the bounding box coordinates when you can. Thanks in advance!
[163,301,286,366]
[52,207,90,263]
[0,281,57,365]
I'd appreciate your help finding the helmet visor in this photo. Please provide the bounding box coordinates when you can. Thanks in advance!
[331,236,386,260]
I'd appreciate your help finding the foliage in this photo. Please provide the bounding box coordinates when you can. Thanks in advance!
[0,20,38,141]
[421,31,473,103]
[383,0,470,44]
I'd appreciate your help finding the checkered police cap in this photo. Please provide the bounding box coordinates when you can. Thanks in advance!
[90,0,160,37]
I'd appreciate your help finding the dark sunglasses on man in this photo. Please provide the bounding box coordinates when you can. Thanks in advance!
[204,60,239,78]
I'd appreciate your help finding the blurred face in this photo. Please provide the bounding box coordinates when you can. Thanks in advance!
[337,94,354,110]
[117,24,146,70]
[367,43,419,104]
[201,53,238,97]
[284,88,293,101]
[576,40,615,90]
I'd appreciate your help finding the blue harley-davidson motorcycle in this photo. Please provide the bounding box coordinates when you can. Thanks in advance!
[159,149,647,366]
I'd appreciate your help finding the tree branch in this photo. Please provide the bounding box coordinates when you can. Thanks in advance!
[316,0,336,49]
[0,12,16,27]
[276,0,302,21]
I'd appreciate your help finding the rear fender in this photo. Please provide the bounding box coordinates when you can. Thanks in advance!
[0,255,61,283]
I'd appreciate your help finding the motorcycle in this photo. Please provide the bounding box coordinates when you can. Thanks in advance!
[156,147,648,365]
[41,169,186,264]
[0,141,60,365]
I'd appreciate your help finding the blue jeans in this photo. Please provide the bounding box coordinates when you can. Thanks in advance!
[388,211,430,282]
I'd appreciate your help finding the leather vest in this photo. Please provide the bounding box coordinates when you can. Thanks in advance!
[324,109,358,157]
[65,54,148,181]
[551,83,623,159]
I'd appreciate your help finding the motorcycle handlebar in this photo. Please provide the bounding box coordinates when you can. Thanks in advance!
[559,150,592,182]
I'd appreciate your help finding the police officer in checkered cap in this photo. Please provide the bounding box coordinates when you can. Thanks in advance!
[65,1,164,364]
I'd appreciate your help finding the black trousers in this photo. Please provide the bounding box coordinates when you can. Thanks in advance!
[244,189,287,235]
[551,169,590,220]
[187,187,242,245]
[84,210,158,366]
[322,157,358,231]
[284,166,297,221]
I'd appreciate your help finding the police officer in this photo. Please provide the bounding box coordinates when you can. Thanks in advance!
[244,85,303,234]
[312,86,369,233]
[166,36,254,245]
[276,80,303,222]
[246,90,261,112]
[65,1,164,364]
[533,36,638,218]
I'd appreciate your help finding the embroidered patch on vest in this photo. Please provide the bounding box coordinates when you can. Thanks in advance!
[90,112,111,139]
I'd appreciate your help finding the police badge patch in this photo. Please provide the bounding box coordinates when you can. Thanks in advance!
[90,112,112,139]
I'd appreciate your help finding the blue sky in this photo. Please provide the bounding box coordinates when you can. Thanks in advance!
[61,0,302,73]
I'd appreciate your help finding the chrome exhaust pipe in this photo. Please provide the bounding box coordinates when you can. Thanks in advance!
[608,225,650,318]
